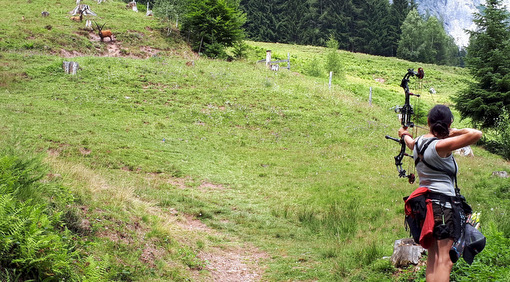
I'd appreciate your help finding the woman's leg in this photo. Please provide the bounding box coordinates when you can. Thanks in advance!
[426,239,454,282]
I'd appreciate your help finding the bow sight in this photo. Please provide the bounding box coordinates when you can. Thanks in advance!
[385,68,424,184]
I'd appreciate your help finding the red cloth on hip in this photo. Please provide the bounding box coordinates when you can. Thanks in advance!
[404,187,435,249]
[419,198,434,249]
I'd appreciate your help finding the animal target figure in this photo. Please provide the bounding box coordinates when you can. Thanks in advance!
[94,22,113,42]
[70,10,83,22]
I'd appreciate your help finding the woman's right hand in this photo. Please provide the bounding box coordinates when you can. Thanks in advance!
[448,128,461,137]
[437,128,482,157]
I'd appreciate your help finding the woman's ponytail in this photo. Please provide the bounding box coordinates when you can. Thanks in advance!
[431,121,450,138]
[428,105,453,139]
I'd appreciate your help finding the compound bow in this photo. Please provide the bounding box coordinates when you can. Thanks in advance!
[385,68,424,184]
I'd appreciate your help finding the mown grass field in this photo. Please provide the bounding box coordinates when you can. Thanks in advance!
[1,0,510,281]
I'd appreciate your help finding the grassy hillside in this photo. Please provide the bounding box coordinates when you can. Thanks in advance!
[0,0,182,55]
[1,0,509,281]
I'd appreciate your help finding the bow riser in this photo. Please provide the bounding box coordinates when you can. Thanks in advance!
[386,68,424,184]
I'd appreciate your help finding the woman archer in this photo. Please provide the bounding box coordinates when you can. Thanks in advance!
[398,105,482,282]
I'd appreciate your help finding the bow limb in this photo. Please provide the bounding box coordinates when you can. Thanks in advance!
[385,134,415,184]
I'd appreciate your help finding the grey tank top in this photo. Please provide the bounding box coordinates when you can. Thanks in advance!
[413,136,457,197]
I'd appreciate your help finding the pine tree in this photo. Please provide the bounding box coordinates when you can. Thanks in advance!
[453,0,510,129]
[181,0,246,58]
[279,0,316,44]
[357,0,392,56]
[316,0,354,48]
[387,0,413,56]
[247,0,287,42]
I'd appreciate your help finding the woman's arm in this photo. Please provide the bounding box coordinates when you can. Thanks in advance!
[398,127,415,150]
[436,128,482,157]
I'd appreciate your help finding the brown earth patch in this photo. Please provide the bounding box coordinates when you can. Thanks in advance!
[93,216,169,269]
[197,245,268,282]
[142,200,268,281]
[46,143,70,157]
[198,181,225,191]
[179,214,211,232]
[173,212,268,281]
[95,228,132,245]
[140,243,166,268]
[79,147,91,155]
[142,81,169,90]
[60,49,85,58]
[46,173,62,180]
[166,176,192,189]
[59,31,168,59]
[163,176,227,192]
[201,104,227,114]
[47,148,60,156]
[139,46,162,57]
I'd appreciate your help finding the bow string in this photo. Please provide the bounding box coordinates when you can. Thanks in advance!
[385,68,424,184]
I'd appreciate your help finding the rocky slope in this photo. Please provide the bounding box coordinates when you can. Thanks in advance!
[415,0,510,47]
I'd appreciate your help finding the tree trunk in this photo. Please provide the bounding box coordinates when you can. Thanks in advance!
[390,238,426,268]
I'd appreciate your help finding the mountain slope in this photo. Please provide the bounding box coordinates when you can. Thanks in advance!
[415,0,510,47]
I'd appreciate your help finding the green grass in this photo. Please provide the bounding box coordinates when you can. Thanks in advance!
[1,0,509,280]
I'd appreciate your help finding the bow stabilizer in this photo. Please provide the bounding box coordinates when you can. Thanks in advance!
[385,68,424,184]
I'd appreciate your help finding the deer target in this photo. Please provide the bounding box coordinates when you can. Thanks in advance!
[94,21,113,42]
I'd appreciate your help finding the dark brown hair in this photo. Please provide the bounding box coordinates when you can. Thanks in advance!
[428,105,453,139]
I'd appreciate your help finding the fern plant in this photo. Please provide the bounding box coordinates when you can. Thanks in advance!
[0,195,75,280]
[0,148,105,281]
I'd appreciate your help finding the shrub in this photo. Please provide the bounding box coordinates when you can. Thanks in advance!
[232,41,249,59]
[325,35,342,76]
[0,195,76,280]
[305,57,323,77]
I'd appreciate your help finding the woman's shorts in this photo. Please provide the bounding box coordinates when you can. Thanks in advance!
[432,202,456,240]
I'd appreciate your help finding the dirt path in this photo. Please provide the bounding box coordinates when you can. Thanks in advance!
[176,214,268,281]
[138,176,270,281]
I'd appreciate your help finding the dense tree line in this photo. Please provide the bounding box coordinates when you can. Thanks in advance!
[240,0,462,65]
[150,0,461,64]
[240,0,414,57]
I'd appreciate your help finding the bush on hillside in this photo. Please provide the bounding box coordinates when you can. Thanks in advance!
[305,57,323,77]
[325,35,342,76]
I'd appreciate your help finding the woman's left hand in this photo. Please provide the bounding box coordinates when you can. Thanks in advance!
[398,127,411,138]
[398,127,415,150]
